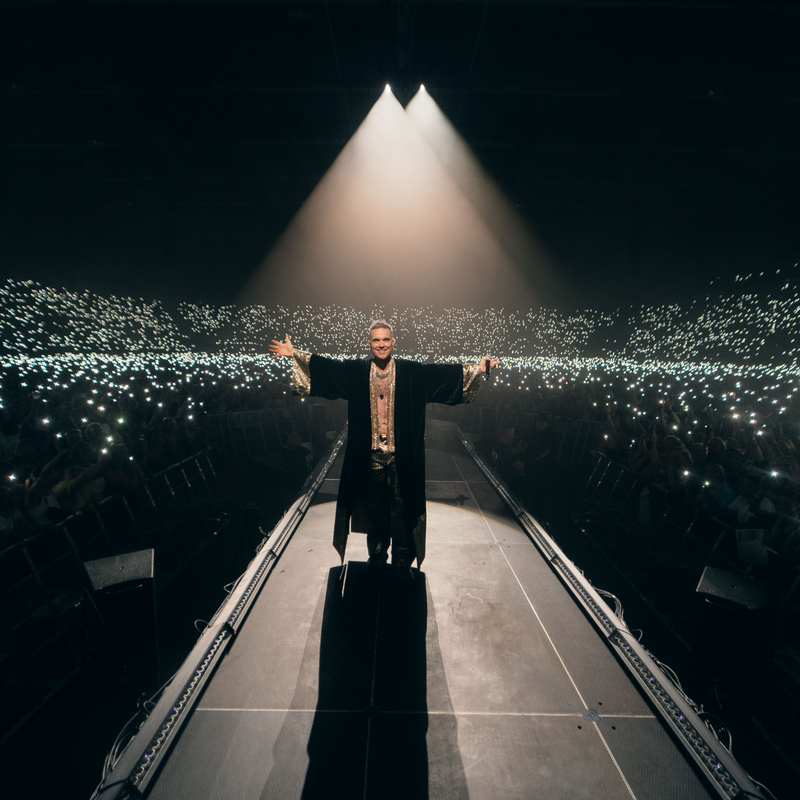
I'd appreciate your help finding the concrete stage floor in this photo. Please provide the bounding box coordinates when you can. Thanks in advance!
[144,421,717,800]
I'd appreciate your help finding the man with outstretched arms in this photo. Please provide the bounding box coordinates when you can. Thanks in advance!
[269,319,497,579]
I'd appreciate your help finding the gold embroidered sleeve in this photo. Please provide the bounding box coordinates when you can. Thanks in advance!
[462,363,483,404]
[292,350,312,396]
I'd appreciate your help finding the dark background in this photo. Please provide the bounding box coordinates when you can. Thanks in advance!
[2,0,799,312]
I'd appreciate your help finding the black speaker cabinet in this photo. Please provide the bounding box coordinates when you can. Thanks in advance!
[691,566,779,714]
[84,549,159,691]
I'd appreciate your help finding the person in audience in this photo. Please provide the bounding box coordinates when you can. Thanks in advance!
[146,415,181,473]
[24,450,68,526]
[718,447,744,486]
[51,455,107,516]
[523,412,556,467]
[598,406,631,463]
[492,425,525,484]
[0,419,19,462]
[0,485,28,547]
[726,473,777,526]
[705,437,727,465]
[661,443,694,499]
[83,422,106,460]
[103,444,148,508]
[772,455,800,494]
[71,440,97,469]
[57,427,83,455]
[695,463,735,511]
[774,492,799,521]
[689,440,708,472]
[11,436,39,477]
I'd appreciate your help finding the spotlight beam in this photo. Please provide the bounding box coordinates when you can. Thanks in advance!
[405,86,556,305]
[240,86,541,312]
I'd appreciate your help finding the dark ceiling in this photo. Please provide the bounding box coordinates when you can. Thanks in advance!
[2,0,799,310]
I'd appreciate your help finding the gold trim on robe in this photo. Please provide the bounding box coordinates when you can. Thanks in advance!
[462,363,483,404]
[369,358,396,453]
[291,350,312,396]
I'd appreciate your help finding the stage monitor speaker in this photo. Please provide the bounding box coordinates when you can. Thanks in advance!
[84,549,159,692]
[691,566,779,714]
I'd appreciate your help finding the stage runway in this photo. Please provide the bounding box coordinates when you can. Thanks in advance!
[142,421,717,800]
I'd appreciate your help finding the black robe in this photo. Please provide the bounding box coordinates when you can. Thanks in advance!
[305,355,467,565]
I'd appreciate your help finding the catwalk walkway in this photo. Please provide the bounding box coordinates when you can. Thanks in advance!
[105,421,751,800]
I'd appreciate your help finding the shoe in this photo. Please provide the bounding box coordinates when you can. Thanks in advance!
[392,562,414,582]
[368,553,387,570]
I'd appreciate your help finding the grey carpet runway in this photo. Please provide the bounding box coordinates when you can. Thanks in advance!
[144,421,716,800]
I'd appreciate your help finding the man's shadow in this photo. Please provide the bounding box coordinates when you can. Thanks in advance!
[292,562,469,800]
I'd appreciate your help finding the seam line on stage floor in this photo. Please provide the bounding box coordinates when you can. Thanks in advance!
[451,451,640,800]
[379,711,656,719]
[196,708,363,713]
[195,708,656,718]
[451,452,594,708]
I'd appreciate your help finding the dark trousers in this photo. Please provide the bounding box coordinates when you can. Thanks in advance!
[367,452,412,564]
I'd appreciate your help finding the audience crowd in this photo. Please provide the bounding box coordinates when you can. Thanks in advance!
[0,361,296,548]
[3,273,800,571]
[591,392,800,566]
[477,372,800,567]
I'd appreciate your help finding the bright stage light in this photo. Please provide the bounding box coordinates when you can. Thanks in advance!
[241,85,544,313]
[405,87,555,306]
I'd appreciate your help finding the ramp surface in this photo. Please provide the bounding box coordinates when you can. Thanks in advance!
[145,421,716,800]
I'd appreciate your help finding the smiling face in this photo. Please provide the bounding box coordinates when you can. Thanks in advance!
[369,327,395,363]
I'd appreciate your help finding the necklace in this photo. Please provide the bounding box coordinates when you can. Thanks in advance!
[375,366,390,397]
[370,359,396,452]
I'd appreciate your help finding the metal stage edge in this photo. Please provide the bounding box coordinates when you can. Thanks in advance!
[92,428,349,800]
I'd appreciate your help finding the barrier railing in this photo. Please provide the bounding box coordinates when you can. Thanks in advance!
[213,401,346,459]
[457,426,769,800]
[575,452,800,759]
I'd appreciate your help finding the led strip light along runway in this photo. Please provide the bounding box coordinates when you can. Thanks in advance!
[456,427,766,800]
